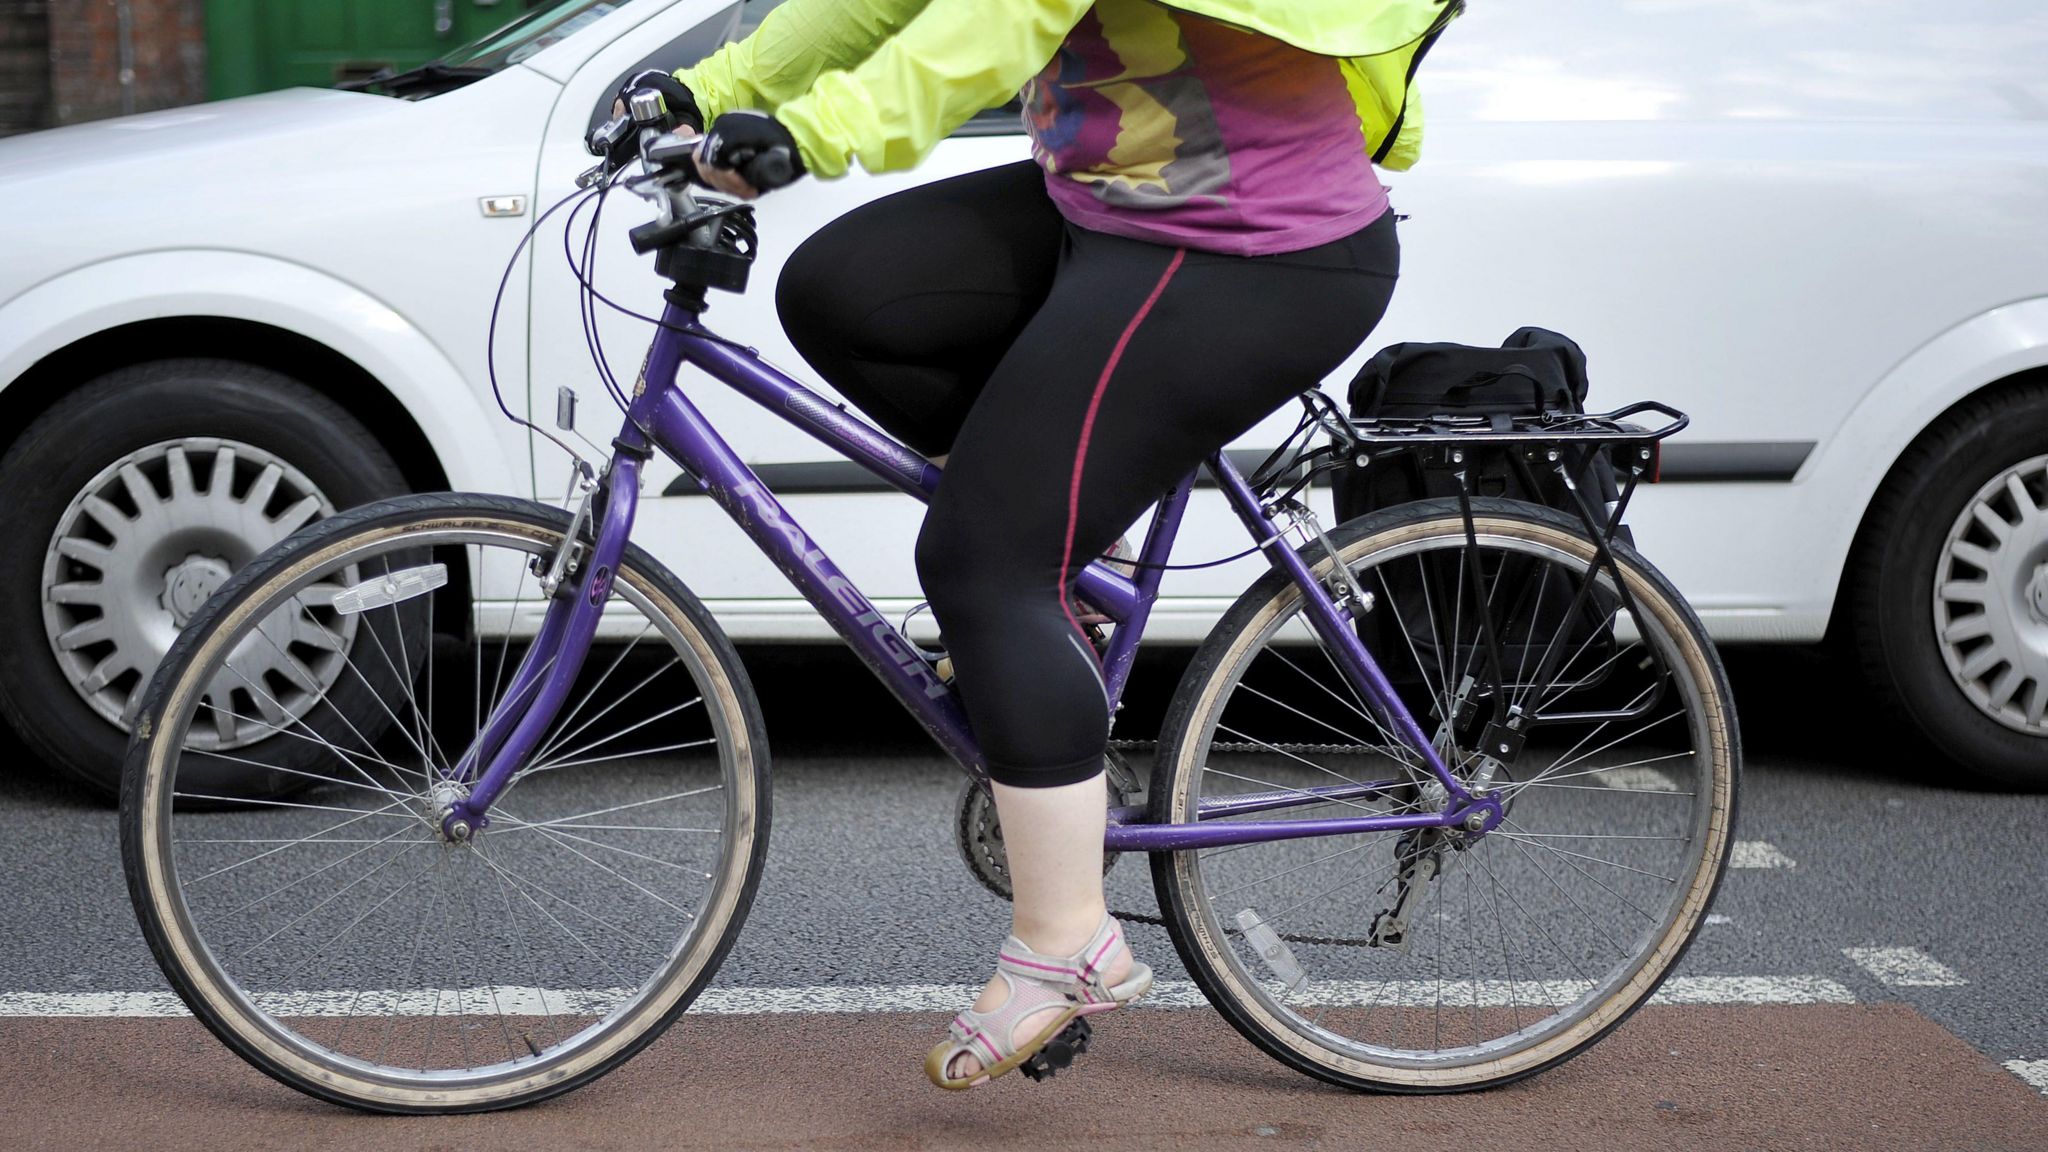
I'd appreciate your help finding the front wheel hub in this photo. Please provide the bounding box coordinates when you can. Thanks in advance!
[431,781,476,842]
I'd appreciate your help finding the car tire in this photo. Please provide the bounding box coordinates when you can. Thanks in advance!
[0,359,410,800]
[1848,382,2048,790]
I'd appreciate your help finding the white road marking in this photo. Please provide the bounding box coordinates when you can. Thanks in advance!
[0,975,1858,1019]
[1729,841,1796,869]
[1705,914,1734,925]
[1842,946,1968,987]
[2003,1058,2048,1095]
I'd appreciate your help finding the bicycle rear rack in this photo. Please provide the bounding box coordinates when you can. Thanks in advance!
[1247,395,1692,744]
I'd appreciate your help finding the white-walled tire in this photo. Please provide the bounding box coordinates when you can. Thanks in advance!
[121,494,772,1114]
[1148,500,1738,1092]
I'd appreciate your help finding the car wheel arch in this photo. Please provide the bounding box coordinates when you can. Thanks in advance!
[1826,362,2048,647]
[0,315,451,495]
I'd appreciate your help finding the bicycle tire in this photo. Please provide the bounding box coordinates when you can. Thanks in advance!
[1148,497,1738,1093]
[121,492,771,1114]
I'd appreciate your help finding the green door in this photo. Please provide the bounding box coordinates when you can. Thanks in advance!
[206,0,539,98]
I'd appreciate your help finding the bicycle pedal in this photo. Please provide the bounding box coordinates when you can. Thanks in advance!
[1019,1018,1092,1082]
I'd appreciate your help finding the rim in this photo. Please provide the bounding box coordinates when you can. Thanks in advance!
[1170,518,1728,1083]
[1932,453,2048,735]
[42,438,343,747]
[135,520,758,1106]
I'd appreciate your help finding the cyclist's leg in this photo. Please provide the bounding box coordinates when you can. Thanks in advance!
[917,214,1399,1076]
[918,214,1401,787]
[776,160,1063,457]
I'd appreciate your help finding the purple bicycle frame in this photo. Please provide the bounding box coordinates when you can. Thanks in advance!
[447,301,1503,849]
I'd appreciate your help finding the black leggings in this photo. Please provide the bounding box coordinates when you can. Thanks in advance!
[778,161,1399,786]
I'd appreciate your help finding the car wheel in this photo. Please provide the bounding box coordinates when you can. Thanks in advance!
[1849,382,2048,790]
[0,359,410,800]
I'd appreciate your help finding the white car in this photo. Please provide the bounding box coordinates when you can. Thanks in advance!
[1,0,2044,794]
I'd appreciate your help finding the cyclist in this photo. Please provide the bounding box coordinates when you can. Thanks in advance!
[627,0,1453,1089]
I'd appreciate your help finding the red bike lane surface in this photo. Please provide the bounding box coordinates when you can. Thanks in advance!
[0,1005,2037,1151]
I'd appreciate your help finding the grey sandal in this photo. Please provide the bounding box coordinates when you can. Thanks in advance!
[925,913,1152,1090]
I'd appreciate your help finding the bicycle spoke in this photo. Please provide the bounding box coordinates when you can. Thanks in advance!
[1212,724,1418,809]
[517,696,704,784]
[528,640,671,768]
[1160,510,1731,1085]
[185,801,419,891]
[523,737,717,777]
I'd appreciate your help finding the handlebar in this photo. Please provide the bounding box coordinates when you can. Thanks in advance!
[584,86,797,198]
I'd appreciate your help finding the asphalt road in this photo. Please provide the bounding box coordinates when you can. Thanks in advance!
[0,646,2042,1149]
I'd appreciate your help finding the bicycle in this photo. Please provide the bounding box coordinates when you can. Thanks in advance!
[120,97,1738,1114]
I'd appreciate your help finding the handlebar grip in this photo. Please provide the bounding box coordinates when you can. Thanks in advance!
[743,147,794,192]
[629,220,687,255]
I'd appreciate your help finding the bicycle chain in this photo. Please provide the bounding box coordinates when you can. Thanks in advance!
[1103,737,1381,948]
[1108,738,1375,757]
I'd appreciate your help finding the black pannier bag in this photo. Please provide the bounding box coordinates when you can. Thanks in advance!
[1331,328,1627,725]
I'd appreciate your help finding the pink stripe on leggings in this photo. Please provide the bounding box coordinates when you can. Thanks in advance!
[1058,247,1187,643]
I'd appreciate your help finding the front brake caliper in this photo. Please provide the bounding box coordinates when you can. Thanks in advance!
[536,462,599,600]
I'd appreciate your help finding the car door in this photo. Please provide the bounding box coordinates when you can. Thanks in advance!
[527,0,1032,641]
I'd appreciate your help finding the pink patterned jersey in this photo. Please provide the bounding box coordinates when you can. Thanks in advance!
[1023,0,1392,257]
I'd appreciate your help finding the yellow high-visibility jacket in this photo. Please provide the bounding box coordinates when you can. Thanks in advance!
[674,0,1461,179]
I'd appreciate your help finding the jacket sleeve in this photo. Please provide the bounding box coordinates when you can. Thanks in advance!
[772,0,1094,179]
[672,0,935,123]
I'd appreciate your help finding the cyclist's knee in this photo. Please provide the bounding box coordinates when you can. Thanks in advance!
[775,239,855,361]
[916,492,1031,616]
[914,498,978,607]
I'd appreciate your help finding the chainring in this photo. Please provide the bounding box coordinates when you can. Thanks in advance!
[953,749,1139,901]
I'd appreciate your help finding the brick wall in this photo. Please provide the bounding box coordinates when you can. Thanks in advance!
[0,0,208,136]
[46,0,206,126]
[0,0,52,135]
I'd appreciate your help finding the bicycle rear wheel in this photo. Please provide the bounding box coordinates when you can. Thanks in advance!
[1149,498,1737,1092]
[121,493,770,1113]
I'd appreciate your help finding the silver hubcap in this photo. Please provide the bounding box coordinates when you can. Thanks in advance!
[41,438,349,748]
[1933,453,2048,734]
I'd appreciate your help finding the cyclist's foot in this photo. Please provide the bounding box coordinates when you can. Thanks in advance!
[926,913,1150,1089]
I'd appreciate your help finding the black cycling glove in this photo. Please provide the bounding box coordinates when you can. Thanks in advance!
[616,68,704,134]
[698,110,808,194]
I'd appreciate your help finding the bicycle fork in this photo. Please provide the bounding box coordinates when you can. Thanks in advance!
[438,449,646,841]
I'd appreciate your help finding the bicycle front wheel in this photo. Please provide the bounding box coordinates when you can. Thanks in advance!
[121,493,770,1113]
[1149,498,1737,1092]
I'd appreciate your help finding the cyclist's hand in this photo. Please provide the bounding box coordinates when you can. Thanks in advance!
[693,110,806,201]
[609,68,703,134]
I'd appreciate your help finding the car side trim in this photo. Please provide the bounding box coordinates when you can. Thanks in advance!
[660,441,1814,497]
[1658,441,1814,482]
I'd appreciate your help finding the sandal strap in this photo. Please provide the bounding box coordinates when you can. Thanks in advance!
[949,972,1074,1053]
[995,914,1124,997]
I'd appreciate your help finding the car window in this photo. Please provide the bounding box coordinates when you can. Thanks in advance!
[591,0,1023,135]
[445,0,632,72]
[585,3,744,136]
[1424,0,2048,123]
